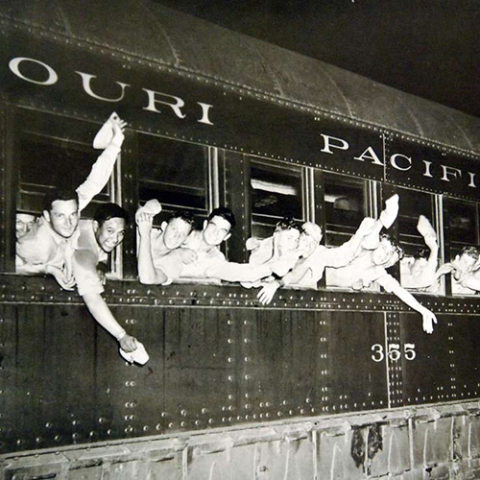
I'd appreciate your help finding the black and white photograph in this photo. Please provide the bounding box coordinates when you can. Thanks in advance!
[2,0,480,478]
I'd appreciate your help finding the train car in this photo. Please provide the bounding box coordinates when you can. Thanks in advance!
[2,1,480,478]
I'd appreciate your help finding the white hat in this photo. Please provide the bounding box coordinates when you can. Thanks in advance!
[136,199,162,216]
[93,112,119,149]
[119,341,149,365]
[417,215,437,239]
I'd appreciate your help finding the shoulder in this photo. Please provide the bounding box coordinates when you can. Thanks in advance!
[16,220,57,262]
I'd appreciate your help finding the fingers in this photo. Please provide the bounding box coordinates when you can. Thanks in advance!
[257,288,272,305]
[120,335,137,352]
[136,212,154,225]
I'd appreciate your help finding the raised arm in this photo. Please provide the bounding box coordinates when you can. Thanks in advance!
[76,117,127,212]
[324,217,377,268]
[136,213,170,285]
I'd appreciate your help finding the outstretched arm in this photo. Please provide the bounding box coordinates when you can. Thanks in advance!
[379,275,437,334]
[457,272,480,292]
[73,249,137,351]
[82,291,137,352]
[206,261,272,282]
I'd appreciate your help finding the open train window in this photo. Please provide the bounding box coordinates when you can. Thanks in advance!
[137,135,210,227]
[250,160,305,238]
[395,187,442,294]
[444,198,478,254]
[443,198,479,296]
[14,110,122,276]
[396,188,437,255]
[17,113,113,219]
[323,172,366,247]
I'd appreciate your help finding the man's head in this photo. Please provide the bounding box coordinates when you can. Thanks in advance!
[203,207,236,246]
[452,246,479,275]
[43,189,80,239]
[299,221,322,257]
[16,213,37,240]
[161,210,195,250]
[273,217,301,256]
[93,203,129,253]
[372,234,404,267]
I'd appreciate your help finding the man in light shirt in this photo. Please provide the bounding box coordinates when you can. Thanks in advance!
[16,115,126,289]
[136,204,195,285]
[73,203,140,356]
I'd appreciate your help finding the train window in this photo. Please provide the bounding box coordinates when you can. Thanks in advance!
[250,160,304,238]
[444,198,478,254]
[323,172,366,247]
[14,110,122,277]
[396,188,436,255]
[395,187,442,293]
[442,198,480,296]
[138,135,210,225]
[18,134,109,219]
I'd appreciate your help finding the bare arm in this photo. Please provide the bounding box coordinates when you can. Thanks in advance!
[206,261,272,282]
[326,217,378,268]
[74,248,136,351]
[458,272,480,292]
[76,118,126,212]
[379,275,437,334]
[82,291,136,352]
[136,213,169,285]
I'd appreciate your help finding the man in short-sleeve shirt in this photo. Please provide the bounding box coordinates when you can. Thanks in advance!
[73,203,139,354]
[16,116,126,289]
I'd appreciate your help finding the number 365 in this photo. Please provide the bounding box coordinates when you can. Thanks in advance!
[371,343,416,362]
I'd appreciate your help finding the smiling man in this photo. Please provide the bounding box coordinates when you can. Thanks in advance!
[73,203,141,356]
[16,115,127,289]
[136,202,195,285]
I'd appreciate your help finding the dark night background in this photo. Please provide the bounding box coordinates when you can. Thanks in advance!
[155,0,480,118]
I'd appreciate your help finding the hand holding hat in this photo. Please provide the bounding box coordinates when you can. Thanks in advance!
[93,112,127,149]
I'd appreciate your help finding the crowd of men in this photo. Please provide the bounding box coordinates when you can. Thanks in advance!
[15,114,480,362]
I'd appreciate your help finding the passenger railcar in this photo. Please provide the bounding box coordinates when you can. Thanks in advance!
[2,1,480,478]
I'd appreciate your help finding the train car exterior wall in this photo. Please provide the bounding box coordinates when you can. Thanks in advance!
[3,2,480,479]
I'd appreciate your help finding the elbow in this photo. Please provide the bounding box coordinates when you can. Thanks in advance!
[138,273,160,285]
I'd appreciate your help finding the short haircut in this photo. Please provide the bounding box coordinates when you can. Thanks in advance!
[413,247,430,260]
[456,246,480,261]
[275,216,300,232]
[43,188,78,212]
[169,210,195,227]
[379,233,404,260]
[93,203,129,226]
[208,207,236,229]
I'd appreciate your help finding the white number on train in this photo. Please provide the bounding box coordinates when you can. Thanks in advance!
[371,343,416,362]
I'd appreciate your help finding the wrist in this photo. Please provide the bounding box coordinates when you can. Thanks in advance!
[110,137,124,149]
[116,329,127,342]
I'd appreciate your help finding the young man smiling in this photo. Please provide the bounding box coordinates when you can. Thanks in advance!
[16,115,127,289]
[73,203,142,357]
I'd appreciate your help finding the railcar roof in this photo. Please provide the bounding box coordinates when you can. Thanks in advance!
[2,0,480,155]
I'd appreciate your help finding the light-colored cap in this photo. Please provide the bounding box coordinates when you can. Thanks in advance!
[302,222,322,243]
[417,215,437,239]
[119,341,149,365]
[140,199,162,215]
[93,112,119,149]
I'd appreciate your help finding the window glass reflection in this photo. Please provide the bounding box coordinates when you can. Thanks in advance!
[324,172,365,247]
[250,160,304,238]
